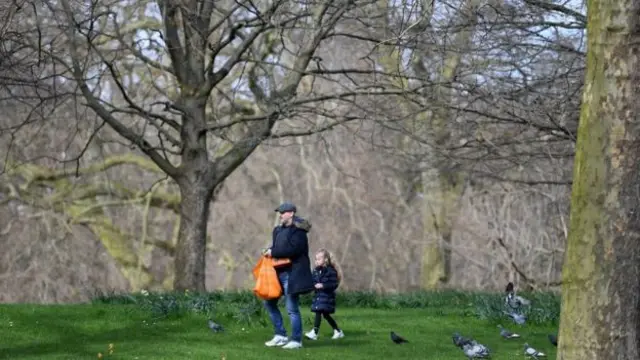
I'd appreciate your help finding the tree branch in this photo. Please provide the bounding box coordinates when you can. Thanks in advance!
[205,1,357,184]
[270,116,361,139]
[496,237,562,288]
[522,0,586,24]
[158,0,187,83]
[202,25,265,96]
[60,0,180,178]
[204,88,414,132]
[108,17,176,75]
[275,0,351,99]
[201,3,287,97]
[3,161,180,214]
[14,153,163,183]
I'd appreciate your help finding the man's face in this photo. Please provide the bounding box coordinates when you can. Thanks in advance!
[279,210,294,224]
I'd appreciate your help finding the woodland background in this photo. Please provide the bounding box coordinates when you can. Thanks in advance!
[0,0,584,303]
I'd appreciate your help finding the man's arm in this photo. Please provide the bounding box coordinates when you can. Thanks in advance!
[270,227,278,248]
[271,230,307,259]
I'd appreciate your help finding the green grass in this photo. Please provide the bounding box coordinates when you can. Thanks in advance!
[0,290,559,359]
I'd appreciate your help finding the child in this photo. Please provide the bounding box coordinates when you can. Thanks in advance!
[305,248,344,340]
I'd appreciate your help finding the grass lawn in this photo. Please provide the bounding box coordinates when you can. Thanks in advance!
[0,299,558,360]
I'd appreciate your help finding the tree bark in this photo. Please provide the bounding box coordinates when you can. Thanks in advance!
[172,95,216,292]
[422,171,465,287]
[558,0,640,358]
[174,177,214,292]
[419,0,479,289]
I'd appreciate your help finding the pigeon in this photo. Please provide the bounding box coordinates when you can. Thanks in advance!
[548,333,558,347]
[504,310,527,325]
[505,282,531,309]
[208,319,224,332]
[497,324,520,339]
[462,341,491,359]
[524,343,546,358]
[452,332,474,348]
[506,292,531,309]
[506,282,514,293]
[390,331,409,344]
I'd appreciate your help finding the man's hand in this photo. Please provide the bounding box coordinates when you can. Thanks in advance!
[262,248,272,257]
[314,283,323,289]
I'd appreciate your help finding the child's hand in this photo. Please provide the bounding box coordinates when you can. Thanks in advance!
[314,283,323,289]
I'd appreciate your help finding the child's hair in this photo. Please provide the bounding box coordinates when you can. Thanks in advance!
[316,248,343,284]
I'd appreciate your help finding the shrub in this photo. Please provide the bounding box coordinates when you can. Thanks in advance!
[91,289,560,326]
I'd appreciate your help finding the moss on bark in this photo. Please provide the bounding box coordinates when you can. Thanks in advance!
[2,154,180,291]
[558,0,640,358]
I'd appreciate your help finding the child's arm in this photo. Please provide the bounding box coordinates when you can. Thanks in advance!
[321,267,339,291]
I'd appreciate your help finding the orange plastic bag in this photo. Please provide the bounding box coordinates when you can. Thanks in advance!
[252,256,282,300]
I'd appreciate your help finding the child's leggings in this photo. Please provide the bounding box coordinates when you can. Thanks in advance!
[314,312,340,331]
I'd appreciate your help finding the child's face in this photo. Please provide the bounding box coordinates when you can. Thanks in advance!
[315,253,326,267]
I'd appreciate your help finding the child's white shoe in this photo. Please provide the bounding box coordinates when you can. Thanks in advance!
[332,329,345,339]
[305,329,318,340]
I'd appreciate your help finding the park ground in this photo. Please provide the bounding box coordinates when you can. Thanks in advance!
[0,291,559,360]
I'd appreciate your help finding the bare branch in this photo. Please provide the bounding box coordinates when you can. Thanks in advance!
[496,237,562,288]
[522,0,586,24]
[59,0,179,177]
[269,116,360,139]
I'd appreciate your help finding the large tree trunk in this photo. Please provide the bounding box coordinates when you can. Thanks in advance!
[419,0,479,289]
[421,171,465,287]
[174,178,214,291]
[375,0,477,289]
[557,0,640,358]
[173,97,215,292]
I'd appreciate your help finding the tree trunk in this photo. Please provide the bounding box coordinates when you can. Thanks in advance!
[558,0,640,358]
[371,0,473,290]
[421,171,465,287]
[419,0,479,289]
[173,97,214,292]
[173,179,214,291]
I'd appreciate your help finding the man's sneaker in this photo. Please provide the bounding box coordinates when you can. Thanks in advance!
[282,341,303,349]
[332,329,345,340]
[265,335,288,347]
[304,329,318,340]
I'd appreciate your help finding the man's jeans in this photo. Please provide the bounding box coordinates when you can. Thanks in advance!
[263,271,302,342]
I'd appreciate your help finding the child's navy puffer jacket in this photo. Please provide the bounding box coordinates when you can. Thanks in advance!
[310,265,339,314]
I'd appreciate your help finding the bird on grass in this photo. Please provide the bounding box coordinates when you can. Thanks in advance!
[524,343,546,358]
[503,310,527,325]
[497,324,520,339]
[505,282,531,309]
[208,319,224,333]
[548,333,557,347]
[390,331,409,344]
[462,341,490,359]
[452,332,474,348]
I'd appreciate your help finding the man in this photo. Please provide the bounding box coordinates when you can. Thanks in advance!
[262,202,314,349]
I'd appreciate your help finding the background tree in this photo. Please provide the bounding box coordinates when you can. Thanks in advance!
[0,0,589,302]
[5,0,415,291]
[366,0,584,288]
[557,0,640,358]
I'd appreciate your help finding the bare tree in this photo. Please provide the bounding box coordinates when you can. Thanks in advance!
[557,0,640,358]
[360,0,585,288]
[3,0,419,291]
[0,0,592,302]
